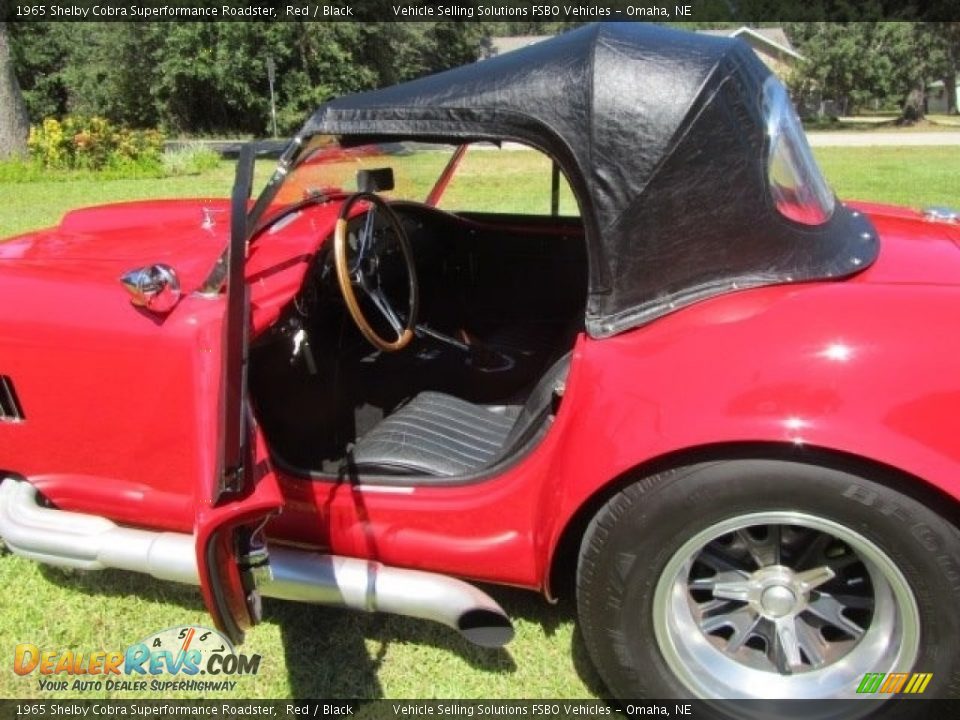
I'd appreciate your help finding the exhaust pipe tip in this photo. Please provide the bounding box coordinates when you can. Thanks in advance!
[457,608,515,648]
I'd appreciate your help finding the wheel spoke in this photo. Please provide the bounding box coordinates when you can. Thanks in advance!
[794,617,829,667]
[699,604,756,635]
[695,598,730,614]
[734,525,780,568]
[711,578,755,603]
[795,566,836,592]
[724,608,762,652]
[819,591,873,610]
[793,531,833,571]
[773,617,804,674]
[825,552,861,571]
[698,545,753,575]
[805,593,866,638]
[689,570,751,591]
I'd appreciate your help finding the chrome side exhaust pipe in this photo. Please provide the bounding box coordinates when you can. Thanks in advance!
[261,547,514,648]
[0,479,513,647]
[0,477,197,583]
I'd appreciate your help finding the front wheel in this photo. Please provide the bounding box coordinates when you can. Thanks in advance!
[576,459,960,700]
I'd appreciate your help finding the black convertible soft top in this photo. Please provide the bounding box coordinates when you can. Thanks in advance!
[299,23,877,337]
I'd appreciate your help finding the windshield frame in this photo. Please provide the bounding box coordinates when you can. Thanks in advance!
[247,135,310,232]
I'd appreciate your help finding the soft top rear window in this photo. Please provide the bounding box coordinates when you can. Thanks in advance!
[764,77,836,226]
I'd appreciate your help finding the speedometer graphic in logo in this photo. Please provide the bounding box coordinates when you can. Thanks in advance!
[129,625,234,675]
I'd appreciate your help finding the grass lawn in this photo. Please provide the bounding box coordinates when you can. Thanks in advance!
[814,146,960,208]
[0,164,246,239]
[0,559,600,700]
[1,145,956,239]
[0,144,958,700]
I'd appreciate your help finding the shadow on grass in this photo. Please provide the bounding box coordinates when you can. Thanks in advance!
[38,564,206,613]
[487,587,609,699]
[265,598,518,698]
[37,565,619,697]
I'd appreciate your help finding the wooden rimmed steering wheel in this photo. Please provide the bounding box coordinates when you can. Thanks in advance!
[333,192,419,352]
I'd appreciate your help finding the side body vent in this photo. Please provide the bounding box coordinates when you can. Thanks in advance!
[0,376,25,422]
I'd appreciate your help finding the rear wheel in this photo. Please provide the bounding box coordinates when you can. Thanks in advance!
[576,459,960,700]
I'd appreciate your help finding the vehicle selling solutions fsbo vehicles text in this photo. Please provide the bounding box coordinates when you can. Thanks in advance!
[386,5,689,18]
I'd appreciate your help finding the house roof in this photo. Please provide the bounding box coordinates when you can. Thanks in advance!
[485,36,552,57]
[489,27,803,63]
[698,26,803,61]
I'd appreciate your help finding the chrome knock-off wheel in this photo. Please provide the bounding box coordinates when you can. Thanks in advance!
[576,460,960,703]
[653,512,919,699]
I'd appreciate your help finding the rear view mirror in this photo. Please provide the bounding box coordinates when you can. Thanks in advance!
[357,168,394,193]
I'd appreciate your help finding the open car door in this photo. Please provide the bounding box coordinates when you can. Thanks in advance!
[194,144,283,644]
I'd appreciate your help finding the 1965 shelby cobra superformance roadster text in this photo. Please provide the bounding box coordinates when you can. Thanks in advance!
[2,23,960,701]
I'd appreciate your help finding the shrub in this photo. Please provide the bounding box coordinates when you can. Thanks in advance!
[161,146,222,176]
[28,116,166,171]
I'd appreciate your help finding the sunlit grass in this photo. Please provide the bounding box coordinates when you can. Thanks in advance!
[0,161,275,239]
[814,146,960,209]
[2,145,956,240]
[0,555,602,699]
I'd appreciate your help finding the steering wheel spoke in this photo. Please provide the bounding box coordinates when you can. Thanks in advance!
[362,284,406,337]
[334,192,419,352]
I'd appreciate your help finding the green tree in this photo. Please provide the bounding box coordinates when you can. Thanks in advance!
[788,21,959,122]
[786,22,894,116]
[6,19,493,137]
[61,23,164,126]
[422,22,488,74]
[7,22,70,120]
[272,22,378,134]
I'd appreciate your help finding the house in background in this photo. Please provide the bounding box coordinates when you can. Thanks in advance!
[485,26,803,83]
[483,35,552,58]
[697,27,803,81]
[926,79,960,114]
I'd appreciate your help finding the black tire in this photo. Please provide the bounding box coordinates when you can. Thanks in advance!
[576,459,960,701]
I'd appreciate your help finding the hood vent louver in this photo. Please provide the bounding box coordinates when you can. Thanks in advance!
[0,376,25,422]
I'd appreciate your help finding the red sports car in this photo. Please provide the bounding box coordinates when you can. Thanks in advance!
[2,23,959,702]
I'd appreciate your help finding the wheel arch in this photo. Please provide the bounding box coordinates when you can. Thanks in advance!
[545,441,960,601]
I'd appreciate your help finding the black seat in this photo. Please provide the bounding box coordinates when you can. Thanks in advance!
[348,354,571,477]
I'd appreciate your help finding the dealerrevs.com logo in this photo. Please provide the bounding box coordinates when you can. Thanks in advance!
[14,625,261,693]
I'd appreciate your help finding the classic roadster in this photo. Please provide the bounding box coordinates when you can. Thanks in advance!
[2,23,960,702]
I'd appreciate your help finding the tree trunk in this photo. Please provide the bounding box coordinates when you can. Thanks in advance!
[947,23,959,116]
[0,22,29,160]
[946,70,958,115]
[900,82,927,125]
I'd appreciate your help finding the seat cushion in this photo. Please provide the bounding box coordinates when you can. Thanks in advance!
[349,392,519,476]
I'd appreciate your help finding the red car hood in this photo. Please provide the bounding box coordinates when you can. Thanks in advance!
[849,201,960,286]
[0,199,230,293]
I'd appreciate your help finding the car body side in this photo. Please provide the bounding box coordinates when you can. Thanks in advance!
[1,196,958,600]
